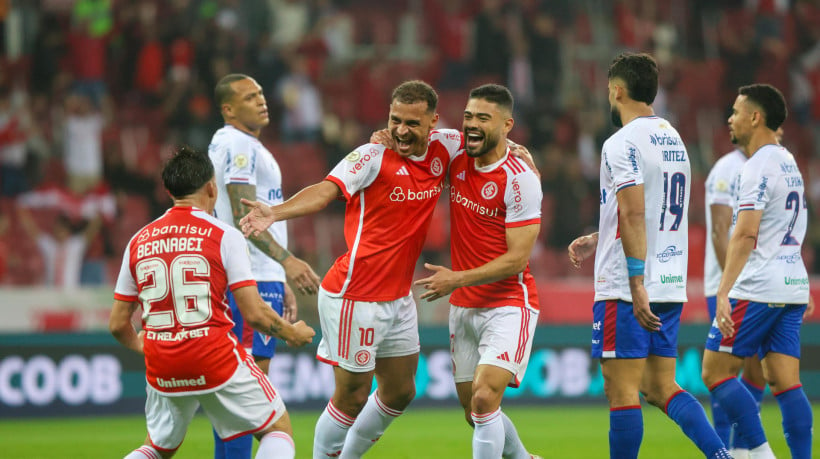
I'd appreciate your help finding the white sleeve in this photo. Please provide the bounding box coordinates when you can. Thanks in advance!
[607,138,644,192]
[222,135,259,187]
[504,168,542,224]
[113,244,137,297]
[221,227,257,286]
[429,129,464,160]
[736,157,771,212]
[706,159,736,208]
[326,144,385,197]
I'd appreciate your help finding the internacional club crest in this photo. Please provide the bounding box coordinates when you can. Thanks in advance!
[355,350,372,366]
[481,181,498,200]
[430,157,443,176]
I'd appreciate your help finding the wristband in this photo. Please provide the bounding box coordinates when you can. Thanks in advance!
[626,257,645,277]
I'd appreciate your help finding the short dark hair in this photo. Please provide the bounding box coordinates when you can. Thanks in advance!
[391,80,438,113]
[162,146,214,198]
[468,84,514,114]
[738,83,787,131]
[214,73,251,106]
[607,52,658,105]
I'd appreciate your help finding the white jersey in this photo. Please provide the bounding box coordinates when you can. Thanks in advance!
[594,116,690,303]
[729,144,809,304]
[704,149,747,296]
[208,125,287,282]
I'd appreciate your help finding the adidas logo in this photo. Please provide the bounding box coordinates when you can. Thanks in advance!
[457,171,466,181]
[496,352,510,362]
[396,166,409,175]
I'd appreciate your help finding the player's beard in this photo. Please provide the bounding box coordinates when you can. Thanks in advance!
[465,129,500,158]
[610,105,623,128]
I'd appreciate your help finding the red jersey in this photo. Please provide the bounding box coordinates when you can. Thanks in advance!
[114,206,257,395]
[448,149,541,309]
[323,130,463,301]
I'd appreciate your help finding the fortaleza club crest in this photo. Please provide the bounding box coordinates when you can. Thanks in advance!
[481,182,498,200]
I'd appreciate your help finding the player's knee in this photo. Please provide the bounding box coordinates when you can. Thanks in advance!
[700,363,723,388]
[378,380,416,410]
[471,386,502,413]
[638,386,665,408]
[333,387,371,415]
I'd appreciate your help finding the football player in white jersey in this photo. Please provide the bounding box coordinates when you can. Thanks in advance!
[704,141,749,450]
[568,53,730,459]
[208,74,321,459]
[702,84,813,459]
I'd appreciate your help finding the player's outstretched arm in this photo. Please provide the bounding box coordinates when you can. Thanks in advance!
[231,184,321,294]
[568,232,598,268]
[239,180,341,237]
[232,285,315,347]
[109,299,143,354]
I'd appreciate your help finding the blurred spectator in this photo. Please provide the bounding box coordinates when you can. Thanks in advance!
[16,204,102,290]
[268,0,311,52]
[0,86,32,197]
[68,0,113,104]
[471,0,509,80]
[275,55,323,143]
[424,0,472,89]
[133,24,166,105]
[30,13,68,97]
[62,91,108,194]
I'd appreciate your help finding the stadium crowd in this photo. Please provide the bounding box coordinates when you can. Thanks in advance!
[1,0,820,295]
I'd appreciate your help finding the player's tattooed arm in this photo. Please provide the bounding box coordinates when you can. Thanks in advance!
[228,183,320,294]
[227,183,292,262]
[233,286,316,347]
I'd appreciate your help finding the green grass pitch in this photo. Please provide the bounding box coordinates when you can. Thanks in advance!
[0,403,811,458]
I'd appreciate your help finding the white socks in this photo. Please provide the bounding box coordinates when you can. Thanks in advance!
[500,411,531,459]
[341,392,403,458]
[749,442,776,459]
[256,431,295,459]
[314,400,355,459]
[124,446,161,459]
[472,409,505,459]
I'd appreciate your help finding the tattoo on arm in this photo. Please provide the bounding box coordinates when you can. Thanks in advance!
[227,183,291,262]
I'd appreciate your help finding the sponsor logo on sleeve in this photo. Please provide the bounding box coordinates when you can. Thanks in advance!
[756,177,768,201]
[345,151,361,162]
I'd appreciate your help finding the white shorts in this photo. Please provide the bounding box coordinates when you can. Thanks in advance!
[316,288,420,373]
[450,305,538,388]
[144,355,286,451]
